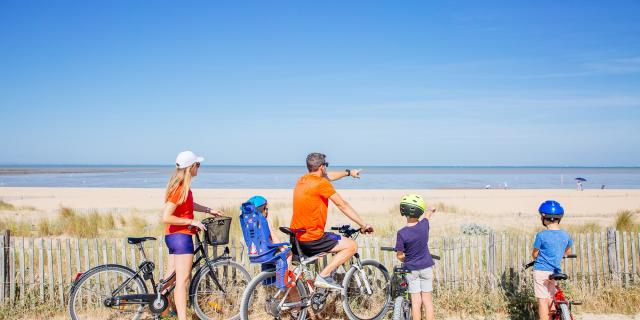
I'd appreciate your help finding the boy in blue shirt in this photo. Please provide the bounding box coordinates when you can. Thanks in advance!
[395,194,437,320]
[532,200,573,320]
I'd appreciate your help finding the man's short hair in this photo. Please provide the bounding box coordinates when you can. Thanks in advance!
[306,153,327,172]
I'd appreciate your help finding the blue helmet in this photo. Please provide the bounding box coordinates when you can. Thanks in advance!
[247,195,267,208]
[538,200,564,217]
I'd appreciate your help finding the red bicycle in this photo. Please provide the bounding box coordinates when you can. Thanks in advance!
[524,254,581,320]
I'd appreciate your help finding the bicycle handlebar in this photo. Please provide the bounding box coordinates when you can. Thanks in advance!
[380,246,440,260]
[524,254,578,269]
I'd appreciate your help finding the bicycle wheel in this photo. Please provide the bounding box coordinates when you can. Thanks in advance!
[392,296,406,320]
[240,271,308,320]
[69,264,148,320]
[558,303,572,320]
[191,260,251,320]
[342,260,391,320]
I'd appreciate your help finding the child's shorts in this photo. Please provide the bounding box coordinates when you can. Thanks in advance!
[406,267,433,294]
[533,270,557,299]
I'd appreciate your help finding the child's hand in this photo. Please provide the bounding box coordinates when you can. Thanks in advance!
[428,207,436,214]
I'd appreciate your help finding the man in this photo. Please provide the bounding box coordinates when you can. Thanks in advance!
[290,152,373,290]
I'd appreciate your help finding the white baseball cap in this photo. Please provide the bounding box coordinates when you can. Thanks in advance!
[175,151,204,169]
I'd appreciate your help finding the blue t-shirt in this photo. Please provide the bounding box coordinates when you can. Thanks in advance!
[395,218,434,271]
[533,229,573,272]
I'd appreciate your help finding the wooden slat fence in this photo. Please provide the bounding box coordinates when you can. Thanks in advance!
[0,228,638,306]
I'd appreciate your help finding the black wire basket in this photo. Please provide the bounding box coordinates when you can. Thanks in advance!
[202,216,232,246]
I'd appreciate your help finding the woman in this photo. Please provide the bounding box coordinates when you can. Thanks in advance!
[162,151,223,320]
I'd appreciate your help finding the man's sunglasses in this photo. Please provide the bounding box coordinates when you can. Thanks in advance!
[323,162,329,167]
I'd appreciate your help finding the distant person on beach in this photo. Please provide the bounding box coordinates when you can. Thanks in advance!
[394,194,437,320]
[289,152,373,290]
[531,200,573,320]
[161,151,224,320]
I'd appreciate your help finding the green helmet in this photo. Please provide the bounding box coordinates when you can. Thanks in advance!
[400,194,425,218]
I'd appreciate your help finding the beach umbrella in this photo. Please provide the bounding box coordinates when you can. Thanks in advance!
[575,177,587,182]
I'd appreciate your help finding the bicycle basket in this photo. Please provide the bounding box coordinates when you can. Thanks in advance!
[202,217,232,246]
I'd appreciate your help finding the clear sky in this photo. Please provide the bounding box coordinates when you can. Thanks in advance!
[1,1,639,166]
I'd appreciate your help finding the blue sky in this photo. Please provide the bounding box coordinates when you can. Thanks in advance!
[1,1,639,166]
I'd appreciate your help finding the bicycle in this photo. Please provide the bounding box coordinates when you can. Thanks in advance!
[68,217,251,320]
[240,225,391,320]
[524,254,581,320]
[380,247,440,320]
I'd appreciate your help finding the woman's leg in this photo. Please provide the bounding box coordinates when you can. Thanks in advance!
[421,292,434,320]
[410,292,422,320]
[174,253,194,320]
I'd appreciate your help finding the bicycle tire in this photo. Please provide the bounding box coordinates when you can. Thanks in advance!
[191,260,251,320]
[559,303,572,320]
[240,270,308,320]
[342,259,391,320]
[392,296,406,320]
[68,264,148,320]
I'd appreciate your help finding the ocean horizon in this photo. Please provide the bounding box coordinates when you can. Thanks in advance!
[1,165,640,189]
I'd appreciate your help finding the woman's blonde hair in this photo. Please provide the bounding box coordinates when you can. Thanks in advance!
[165,164,195,204]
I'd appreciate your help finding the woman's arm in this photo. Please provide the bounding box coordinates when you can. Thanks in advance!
[193,202,224,216]
[162,202,205,229]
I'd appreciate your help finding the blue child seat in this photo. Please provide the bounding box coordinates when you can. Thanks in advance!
[239,201,291,288]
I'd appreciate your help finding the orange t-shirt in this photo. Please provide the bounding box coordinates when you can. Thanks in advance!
[164,185,195,235]
[290,173,337,241]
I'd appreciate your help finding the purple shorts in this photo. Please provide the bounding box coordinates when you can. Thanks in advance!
[165,233,194,255]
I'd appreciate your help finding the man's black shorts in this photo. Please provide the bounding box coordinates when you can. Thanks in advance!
[297,232,342,257]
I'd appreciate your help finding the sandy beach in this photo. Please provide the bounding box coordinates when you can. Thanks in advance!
[1,187,639,236]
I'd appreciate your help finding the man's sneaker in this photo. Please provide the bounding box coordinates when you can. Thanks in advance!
[313,274,342,291]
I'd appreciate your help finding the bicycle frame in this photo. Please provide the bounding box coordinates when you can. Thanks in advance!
[104,231,230,308]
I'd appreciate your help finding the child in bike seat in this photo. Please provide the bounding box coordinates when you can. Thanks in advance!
[245,196,292,265]
[532,200,573,320]
[394,194,437,320]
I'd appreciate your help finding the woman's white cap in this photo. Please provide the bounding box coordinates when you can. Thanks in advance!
[175,151,204,169]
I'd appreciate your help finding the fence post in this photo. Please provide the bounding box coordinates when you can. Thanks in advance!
[622,232,629,287]
[607,228,618,281]
[2,230,10,302]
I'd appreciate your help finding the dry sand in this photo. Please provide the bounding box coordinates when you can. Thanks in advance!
[1,187,639,235]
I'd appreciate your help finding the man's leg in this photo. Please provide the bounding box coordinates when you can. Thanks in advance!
[318,238,357,278]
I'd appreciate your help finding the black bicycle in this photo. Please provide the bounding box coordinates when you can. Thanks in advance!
[380,247,440,320]
[68,217,251,320]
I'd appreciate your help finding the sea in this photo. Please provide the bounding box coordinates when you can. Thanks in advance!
[1,165,640,189]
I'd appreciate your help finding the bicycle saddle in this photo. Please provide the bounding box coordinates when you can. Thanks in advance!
[127,237,157,244]
[549,273,568,281]
[279,227,306,237]
[393,266,412,274]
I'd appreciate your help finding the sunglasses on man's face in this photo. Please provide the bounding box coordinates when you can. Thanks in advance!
[323,162,329,168]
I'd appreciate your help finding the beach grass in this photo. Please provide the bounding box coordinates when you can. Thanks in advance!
[0,200,15,210]
[614,209,639,232]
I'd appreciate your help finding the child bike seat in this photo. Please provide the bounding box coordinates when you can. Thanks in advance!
[549,273,568,281]
[127,237,156,244]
